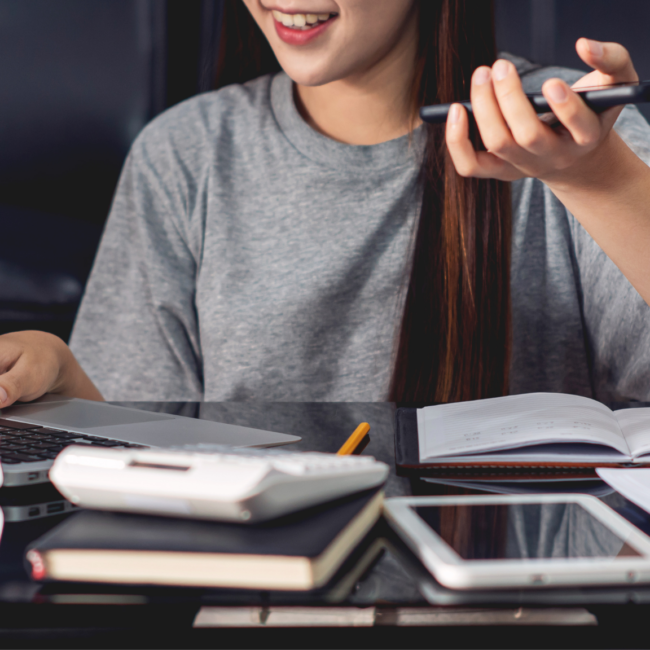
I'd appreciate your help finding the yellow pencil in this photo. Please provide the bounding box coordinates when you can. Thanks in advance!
[337,422,371,455]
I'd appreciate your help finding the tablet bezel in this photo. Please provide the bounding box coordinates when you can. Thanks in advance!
[384,494,650,590]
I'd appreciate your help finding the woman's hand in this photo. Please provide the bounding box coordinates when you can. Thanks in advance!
[0,331,103,408]
[445,38,638,189]
[446,37,650,307]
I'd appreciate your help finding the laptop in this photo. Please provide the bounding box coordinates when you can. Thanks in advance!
[0,396,300,487]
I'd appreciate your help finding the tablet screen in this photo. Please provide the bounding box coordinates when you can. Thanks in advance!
[414,503,641,560]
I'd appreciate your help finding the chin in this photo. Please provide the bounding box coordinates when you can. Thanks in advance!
[276,58,349,87]
[274,57,331,86]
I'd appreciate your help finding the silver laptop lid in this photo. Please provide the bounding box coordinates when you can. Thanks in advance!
[0,398,300,448]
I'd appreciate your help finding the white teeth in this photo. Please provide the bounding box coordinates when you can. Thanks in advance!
[272,9,334,29]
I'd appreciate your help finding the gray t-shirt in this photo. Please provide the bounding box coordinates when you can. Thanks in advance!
[70,55,650,402]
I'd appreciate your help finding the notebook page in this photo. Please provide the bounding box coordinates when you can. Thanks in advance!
[597,468,650,514]
[613,408,650,458]
[417,393,629,461]
[425,443,629,464]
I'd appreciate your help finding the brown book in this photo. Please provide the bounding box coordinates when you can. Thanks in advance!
[26,488,383,591]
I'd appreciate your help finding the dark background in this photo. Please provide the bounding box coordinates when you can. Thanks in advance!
[0,0,648,343]
[497,0,650,113]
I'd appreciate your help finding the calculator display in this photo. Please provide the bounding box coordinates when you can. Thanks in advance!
[413,503,641,560]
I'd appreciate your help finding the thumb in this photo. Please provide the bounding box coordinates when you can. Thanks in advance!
[576,38,638,83]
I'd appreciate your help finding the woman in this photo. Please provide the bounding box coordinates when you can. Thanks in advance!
[1,0,650,405]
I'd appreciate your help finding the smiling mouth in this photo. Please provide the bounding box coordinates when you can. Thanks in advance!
[271,9,338,30]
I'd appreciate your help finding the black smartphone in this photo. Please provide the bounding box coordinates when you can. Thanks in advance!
[420,80,650,124]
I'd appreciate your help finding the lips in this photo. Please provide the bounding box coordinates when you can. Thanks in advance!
[272,12,338,46]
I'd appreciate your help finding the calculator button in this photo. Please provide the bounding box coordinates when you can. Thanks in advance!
[270,460,309,475]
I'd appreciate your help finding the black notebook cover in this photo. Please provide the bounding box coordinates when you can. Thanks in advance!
[394,408,599,480]
[29,488,381,557]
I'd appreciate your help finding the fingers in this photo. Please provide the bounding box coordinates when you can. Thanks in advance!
[576,38,638,83]
[0,338,26,406]
[0,332,64,408]
[0,354,55,408]
[541,78,601,149]
[445,102,524,181]
[466,57,607,177]
[483,60,551,158]
[0,340,22,375]
[446,49,634,181]
[0,359,26,407]
[0,357,28,407]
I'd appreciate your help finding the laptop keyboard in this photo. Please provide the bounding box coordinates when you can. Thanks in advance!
[0,418,147,465]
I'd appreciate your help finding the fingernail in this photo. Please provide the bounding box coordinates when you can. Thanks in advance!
[449,104,461,124]
[493,59,511,81]
[0,387,7,405]
[546,81,568,103]
[474,67,491,85]
[586,38,603,58]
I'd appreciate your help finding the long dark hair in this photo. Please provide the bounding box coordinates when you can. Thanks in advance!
[215,0,512,404]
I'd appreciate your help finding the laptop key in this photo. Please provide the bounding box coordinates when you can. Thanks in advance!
[20,447,49,456]
[39,451,61,459]
[0,458,20,464]
[1,444,28,451]
[45,432,81,440]
[35,428,69,434]
[1,453,45,462]
[21,445,53,452]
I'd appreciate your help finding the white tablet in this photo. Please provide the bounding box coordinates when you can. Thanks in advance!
[384,494,650,590]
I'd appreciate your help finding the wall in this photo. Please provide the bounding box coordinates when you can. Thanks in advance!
[495,0,650,122]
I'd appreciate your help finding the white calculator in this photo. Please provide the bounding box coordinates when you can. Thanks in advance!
[49,445,389,523]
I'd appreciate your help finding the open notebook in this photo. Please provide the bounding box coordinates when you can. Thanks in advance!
[416,393,650,466]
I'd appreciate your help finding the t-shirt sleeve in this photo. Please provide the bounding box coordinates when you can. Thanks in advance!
[69,117,204,401]
[569,105,650,401]
[516,60,650,399]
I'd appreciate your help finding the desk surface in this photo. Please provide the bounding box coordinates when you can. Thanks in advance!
[1,401,650,647]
